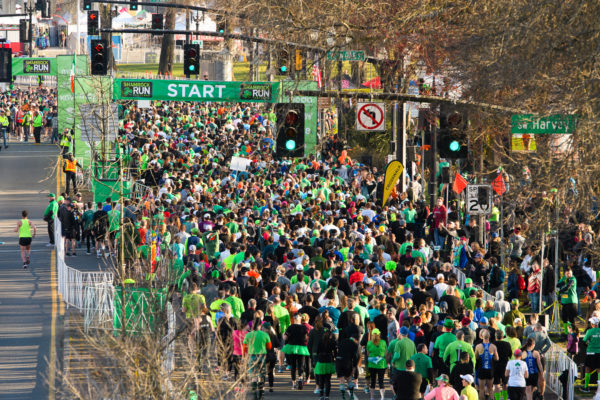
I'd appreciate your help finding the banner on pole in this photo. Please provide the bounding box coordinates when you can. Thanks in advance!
[382,160,403,206]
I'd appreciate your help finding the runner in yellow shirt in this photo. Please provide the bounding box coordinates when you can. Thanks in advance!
[14,210,36,269]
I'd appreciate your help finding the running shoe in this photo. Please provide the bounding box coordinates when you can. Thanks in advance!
[23,263,27,269]
[26,256,30,265]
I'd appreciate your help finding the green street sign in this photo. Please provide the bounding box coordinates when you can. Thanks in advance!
[511,114,576,134]
[113,79,279,102]
[326,50,365,62]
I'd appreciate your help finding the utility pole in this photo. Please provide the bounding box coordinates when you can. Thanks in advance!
[337,59,343,139]
[23,0,33,56]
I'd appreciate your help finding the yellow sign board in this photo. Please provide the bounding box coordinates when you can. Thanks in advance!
[382,160,404,206]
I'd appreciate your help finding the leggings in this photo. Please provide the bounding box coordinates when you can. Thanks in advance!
[369,367,385,389]
[266,358,276,388]
[287,353,304,381]
[303,355,311,379]
[316,374,332,396]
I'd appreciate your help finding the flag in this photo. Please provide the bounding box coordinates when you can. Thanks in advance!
[492,174,506,196]
[452,172,468,194]
[70,56,75,93]
[311,63,322,88]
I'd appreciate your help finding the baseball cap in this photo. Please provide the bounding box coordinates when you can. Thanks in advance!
[511,298,520,306]
[460,374,474,384]
[437,273,444,280]
[480,317,489,324]
[399,326,410,336]
[371,328,381,336]
[296,265,304,271]
[443,319,454,329]
[436,374,449,383]
[590,317,600,325]
[461,317,471,326]
[514,349,523,357]
[464,278,473,284]
[47,193,55,198]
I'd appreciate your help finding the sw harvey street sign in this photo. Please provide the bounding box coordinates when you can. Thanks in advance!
[511,114,576,134]
[327,50,365,62]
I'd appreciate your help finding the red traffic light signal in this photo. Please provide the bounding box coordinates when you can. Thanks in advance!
[151,13,163,30]
[87,10,99,35]
[94,43,104,52]
[90,39,108,75]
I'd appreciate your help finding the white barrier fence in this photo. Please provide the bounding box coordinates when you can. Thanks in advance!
[544,343,577,400]
[55,218,114,310]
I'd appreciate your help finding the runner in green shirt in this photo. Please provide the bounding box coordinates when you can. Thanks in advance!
[244,326,272,400]
[583,317,600,391]
[391,326,416,371]
[443,330,475,372]
[410,343,433,395]
[434,319,457,374]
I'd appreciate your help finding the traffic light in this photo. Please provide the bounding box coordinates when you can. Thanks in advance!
[183,44,200,76]
[215,15,226,34]
[35,0,43,11]
[19,19,29,43]
[130,0,138,11]
[0,48,12,83]
[40,0,51,18]
[275,103,305,158]
[151,13,163,30]
[87,10,99,36]
[438,104,468,159]
[277,49,289,74]
[83,0,92,10]
[90,39,108,75]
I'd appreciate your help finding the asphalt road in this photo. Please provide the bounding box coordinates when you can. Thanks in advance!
[0,143,61,400]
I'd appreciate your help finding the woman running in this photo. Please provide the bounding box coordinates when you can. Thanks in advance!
[366,328,387,400]
[313,322,337,400]
[282,313,310,390]
[15,210,36,269]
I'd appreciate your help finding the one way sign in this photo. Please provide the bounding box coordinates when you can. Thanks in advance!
[356,102,386,131]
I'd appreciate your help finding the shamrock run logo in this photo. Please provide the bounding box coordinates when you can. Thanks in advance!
[23,60,50,74]
[239,83,272,101]
[120,81,153,98]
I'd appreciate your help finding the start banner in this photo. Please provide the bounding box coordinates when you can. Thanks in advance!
[12,57,57,76]
[112,79,280,103]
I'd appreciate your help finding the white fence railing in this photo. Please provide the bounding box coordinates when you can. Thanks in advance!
[55,218,114,311]
[544,343,577,400]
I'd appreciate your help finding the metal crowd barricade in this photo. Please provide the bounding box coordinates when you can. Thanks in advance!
[453,267,467,289]
[161,303,176,373]
[544,343,576,400]
[83,282,115,333]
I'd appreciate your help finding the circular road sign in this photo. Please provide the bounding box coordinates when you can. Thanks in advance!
[357,103,385,131]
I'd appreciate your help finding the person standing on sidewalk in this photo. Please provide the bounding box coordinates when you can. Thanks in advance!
[43,193,59,246]
[0,109,9,150]
[14,210,36,269]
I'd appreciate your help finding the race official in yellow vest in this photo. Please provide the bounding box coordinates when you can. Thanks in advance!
[63,153,82,195]
[0,110,9,150]
[32,110,43,144]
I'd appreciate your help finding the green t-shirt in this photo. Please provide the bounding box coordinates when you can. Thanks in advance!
[403,208,417,223]
[558,276,578,304]
[367,340,387,369]
[244,330,271,355]
[410,352,433,382]
[182,293,206,319]
[387,338,398,357]
[584,327,600,354]
[434,332,456,356]
[225,295,245,319]
[392,337,416,370]
[443,340,475,372]
[399,242,414,256]
[504,337,522,358]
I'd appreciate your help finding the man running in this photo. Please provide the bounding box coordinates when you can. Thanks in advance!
[244,319,272,400]
[15,210,36,269]
[475,329,499,400]
[582,316,600,392]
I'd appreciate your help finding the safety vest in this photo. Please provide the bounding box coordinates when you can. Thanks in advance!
[0,116,8,126]
[33,114,43,127]
[19,218,31,238]
[65,159,76,172]
[60,135,70,147]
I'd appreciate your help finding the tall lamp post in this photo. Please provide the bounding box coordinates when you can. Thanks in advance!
[22,0,33,56]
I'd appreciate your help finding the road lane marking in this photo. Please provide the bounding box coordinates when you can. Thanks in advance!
[49,154,60,400]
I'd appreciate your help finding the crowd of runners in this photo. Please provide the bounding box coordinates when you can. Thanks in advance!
[26,93,600,400]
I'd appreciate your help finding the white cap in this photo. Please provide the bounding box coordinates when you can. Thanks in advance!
[590,317,600,325]
[460,374,474,384]
[296,265,304,271]
[437,273,444,280]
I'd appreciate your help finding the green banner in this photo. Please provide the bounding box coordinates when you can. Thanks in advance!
[57,55,115,169]
[12,57,57,76]
[282,81,318,157]
[112,78,279,102]
[511,114,576,134]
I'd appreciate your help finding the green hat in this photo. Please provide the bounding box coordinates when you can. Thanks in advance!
[211,270,220,279]
[57,196,64,201]
[191,228,200,235]
[47,193,55,198]
[464,278,473,284]
[443,319,454,329]
[511,298,519,306]
[371,328,381,336]
[385,261,397,272]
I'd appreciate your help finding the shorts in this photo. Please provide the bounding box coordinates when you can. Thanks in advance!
[585,353,600,370]
[478,368,494,380]
[494,364,508,385]
[63,229,75,240]
[109,231,117,242]
[525,372,538,387]
[336,360,354,378]
[507,386,525,400]
[419,379,428,394]
[19,237,32,246]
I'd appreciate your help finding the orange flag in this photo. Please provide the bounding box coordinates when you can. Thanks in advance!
[452,172,468,194]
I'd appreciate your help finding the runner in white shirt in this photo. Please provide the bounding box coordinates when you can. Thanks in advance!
[505,349,529,400]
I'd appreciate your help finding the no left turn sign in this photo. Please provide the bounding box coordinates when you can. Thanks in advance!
[356,102,386,131]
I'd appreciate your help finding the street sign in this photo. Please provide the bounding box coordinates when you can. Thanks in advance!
[511,114,576,134]
[466,185,493,215]
[318,97,331,109]
[326,50,365,62]
[356,102,385,131]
